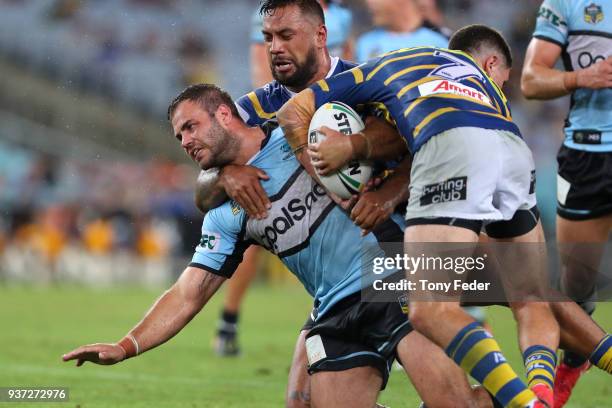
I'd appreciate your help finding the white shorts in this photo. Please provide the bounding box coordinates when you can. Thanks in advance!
[405,127,537,223]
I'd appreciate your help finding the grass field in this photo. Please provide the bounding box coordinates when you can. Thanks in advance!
[1,284,611,407]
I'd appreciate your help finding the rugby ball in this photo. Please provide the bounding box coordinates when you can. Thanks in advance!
[308,102,373,199]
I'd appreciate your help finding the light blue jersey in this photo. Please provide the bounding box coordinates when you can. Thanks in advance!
[251,2,352,57]
[355,22,448,63]
[533,0,612,152]
[190,123,404,318]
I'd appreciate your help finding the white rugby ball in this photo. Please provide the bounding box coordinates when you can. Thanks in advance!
[308,102,373,199]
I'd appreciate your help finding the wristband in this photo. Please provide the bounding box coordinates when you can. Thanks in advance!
[118,334,140,359]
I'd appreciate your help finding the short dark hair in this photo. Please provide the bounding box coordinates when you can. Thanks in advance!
[167,83,240,121]
[448,24,513,68]
[259,0,325,24]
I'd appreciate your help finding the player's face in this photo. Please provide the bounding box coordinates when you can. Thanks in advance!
[262,5,321,89]
[171,100,237,170]
[365,0,396,27]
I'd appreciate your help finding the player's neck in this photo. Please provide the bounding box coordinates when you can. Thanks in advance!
[387,6,423,33]
[233,126,266,165]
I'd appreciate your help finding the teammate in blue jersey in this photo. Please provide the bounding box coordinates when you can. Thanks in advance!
[521,1,612,406]
[355,0,448,63]
[277,25,566,408]
[63,83,500,408]
[250,0,353,87]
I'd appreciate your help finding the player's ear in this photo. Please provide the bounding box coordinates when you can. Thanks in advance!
[315,24,327,48]
[215,104,233,127]
[483,54,500,76]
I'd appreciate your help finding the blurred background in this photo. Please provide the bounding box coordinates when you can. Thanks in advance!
[0,0,566,287]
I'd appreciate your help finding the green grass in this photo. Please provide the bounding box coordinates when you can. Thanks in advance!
[0,284,610,407]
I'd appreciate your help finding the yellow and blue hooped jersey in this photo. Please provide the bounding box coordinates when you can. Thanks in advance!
[236,58,357,127]
[310,47,520,153]
[533,0,612,152]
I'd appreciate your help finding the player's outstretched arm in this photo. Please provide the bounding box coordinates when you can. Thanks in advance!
[195,166,270,218]
[62,267,225,366]
[522,38,612,99]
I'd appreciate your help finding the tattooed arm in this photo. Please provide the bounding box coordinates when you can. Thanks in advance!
[63,267,226,365]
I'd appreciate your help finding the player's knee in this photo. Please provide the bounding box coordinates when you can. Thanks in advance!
[408,302,443,333]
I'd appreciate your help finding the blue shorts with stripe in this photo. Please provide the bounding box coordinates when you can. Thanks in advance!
[304,290,412,389]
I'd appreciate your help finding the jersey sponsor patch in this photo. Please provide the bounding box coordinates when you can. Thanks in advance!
[429,50,484,81]
[199,231,221,251]
[420,176,468,206]
[305,334,327,365]
[573,130,602,144]
[418,79,492,106]
[245,169,334,255]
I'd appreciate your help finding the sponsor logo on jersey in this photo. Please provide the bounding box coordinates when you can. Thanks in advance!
[418,80,492,106]
[259,182,327,253]
[537,5,566,27]
[199,231,221,250]
[420,176,467,206]
[585,3,604,24]
[573,129,602,144]
[430,51,484,82]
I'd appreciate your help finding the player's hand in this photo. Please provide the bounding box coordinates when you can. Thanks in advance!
[577,57,612,89]
[62,343,126,366]
[220,164,270,219]
[308,126,353,175]
[351,186,395,236]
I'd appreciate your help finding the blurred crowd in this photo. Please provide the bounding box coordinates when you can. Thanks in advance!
[0,0,570,283]
[0,139,201,282]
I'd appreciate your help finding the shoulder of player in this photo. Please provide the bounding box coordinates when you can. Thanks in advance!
[335,58,359,73]
[203,201,246,235]
[235,82,286,125]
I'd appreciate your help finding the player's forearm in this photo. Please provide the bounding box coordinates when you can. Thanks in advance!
[195,168,228,213]
[120,268,225,358]
[521,63,577,100]
[382,155,412,207]
[277,89,316,154]
[351,117,408,161]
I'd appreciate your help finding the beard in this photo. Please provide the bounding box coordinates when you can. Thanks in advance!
[198,120,240,170]
[271,46,318,90]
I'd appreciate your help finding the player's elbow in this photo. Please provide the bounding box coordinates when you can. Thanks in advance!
[520,70,540,100]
